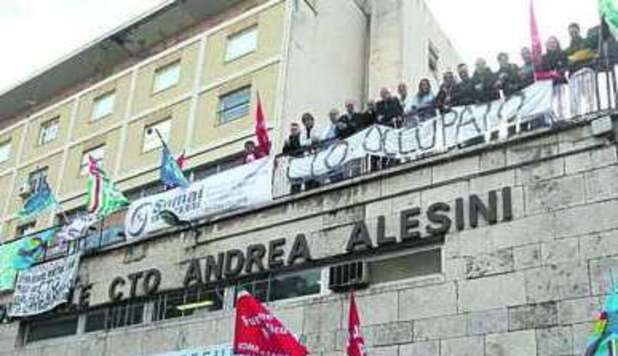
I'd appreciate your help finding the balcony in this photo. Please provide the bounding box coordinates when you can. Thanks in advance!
[272,66,618,198]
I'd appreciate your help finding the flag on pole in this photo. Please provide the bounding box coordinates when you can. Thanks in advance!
[86,157,128,217]
[529,0,544,80]
[255,93,271,157]
[15,179,58,221]
[57,214,100,244]
[600,0,618,39]
[586,280,618,355]
[160,145,189,189]
[233,291,308,356]
[347,292,366,356]
[11,227,58,270]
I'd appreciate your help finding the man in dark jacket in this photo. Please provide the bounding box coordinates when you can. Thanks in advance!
[566,23,596,74]
[472,58,500,102]
[436,71,457,112]
[495,53,521,97]
[341,101,367,135]
[282,123,303,157]
[520,47,536,85]
[375,88,404,128]
[452,63,477,106]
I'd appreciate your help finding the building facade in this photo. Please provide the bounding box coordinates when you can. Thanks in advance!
[5,1,616,356]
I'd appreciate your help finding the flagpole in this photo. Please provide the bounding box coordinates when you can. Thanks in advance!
[151,128,170,151]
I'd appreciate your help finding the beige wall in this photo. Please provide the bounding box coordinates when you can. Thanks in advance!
[72,73,132,140]
[131,42,200,116]
[201,2,285,86]
[20,101,75,164]
[60,128,123,198]
[193,64,279,152]
[121,100,191,178]
[0,125,25,174]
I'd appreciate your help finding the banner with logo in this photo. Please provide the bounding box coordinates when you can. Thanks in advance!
[0,240,21,291]
[57,214,101,243]
[233,291,308,356]
[125,157,273,241]
[8,253,80,317]
[288,80,554,179]
[151,344,233,356]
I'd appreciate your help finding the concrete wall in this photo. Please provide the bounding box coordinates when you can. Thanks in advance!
[278,0,368,147]
[368,0,461,96]
[0,118,615,355]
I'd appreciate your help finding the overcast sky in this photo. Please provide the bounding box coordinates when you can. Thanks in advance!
[0,0,601,92]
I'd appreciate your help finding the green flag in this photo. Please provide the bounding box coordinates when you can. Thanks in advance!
[86,157,128,217]
[600,0,618,38]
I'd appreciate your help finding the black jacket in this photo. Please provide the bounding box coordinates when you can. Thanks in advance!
[375,98,403,127]
[497,63,521,96]
[451,78,477,106]
[472,68,500,102]
[282,134,303,157]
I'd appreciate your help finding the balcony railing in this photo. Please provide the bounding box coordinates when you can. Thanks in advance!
[273,65,618,198]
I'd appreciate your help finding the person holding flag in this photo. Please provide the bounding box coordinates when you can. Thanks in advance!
[243,92,272,164]
[86,156,129,217]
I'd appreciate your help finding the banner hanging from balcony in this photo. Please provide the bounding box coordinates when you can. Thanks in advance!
[125,157,273,241]
[8,253,79,317]
[287,80,554,180]
[0,240,21,292]
[151,344,233,356]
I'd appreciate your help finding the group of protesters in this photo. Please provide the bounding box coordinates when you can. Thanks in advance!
[241,22,602,193]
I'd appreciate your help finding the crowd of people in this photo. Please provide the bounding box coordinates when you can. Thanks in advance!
[241,22,602,192]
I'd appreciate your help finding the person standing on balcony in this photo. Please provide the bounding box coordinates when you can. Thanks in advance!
[566,23,596,74]
[495,52,521,97]
[342,101,365,134]
[436,71,456,113]
[542,36,569,84]
[520,47,536,86]
[410,78,437,122]
[452,63,476,106]
[300,113,320,149]
[282,123,304,194]
[472,58,500,102]
[243,141,260,164]
[376,88,404,128]
[397,82,414,115]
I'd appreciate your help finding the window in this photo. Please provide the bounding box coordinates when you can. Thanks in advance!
[428,42,440,73]
[153,61,181,94]
[91,91,116,121]
[218,87,251,124]
[16,222,36,238]
[369,249,442,285]
[225,26,258,62]
[143,119,171,152]
[38,118,59,145]
[152,286,223,322]
[80,145,105,176]
[0,141,10,163]
[84,301,144,333]
[237,269,322,303]
[28,167,48,193]
[24,316,78,343]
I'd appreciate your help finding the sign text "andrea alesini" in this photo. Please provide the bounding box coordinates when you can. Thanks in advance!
[106,188,513,302]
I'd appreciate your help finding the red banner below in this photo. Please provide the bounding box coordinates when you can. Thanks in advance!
[233,292,308,356]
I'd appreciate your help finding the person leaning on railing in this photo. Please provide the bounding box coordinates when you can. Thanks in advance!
[494,52,521,97]
[566,22,597,75]
[376,87,404,128]
[409,78,438,123]
[436,71,456,113]
[452,63,477,107]
[472,58,501,103]
[282,122,305,194]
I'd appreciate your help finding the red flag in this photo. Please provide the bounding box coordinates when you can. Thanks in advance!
[255,93,271,157]
[176,150,187,169]
[529,0,543,72]
[233,292,308,356]
[347,292,366,356]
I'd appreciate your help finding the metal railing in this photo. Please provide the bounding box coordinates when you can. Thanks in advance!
[273,65,618,199]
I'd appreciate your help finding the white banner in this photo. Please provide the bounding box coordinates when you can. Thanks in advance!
[148,344,233,356]
[288,81,554,179]
[125,157,273,241]
[57,214,100,243]
[8,254,80,317]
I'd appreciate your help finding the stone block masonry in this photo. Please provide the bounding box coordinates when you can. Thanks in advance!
[4,121,618,356]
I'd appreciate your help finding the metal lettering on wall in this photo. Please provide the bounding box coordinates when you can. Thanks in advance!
[107,187,513,302]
